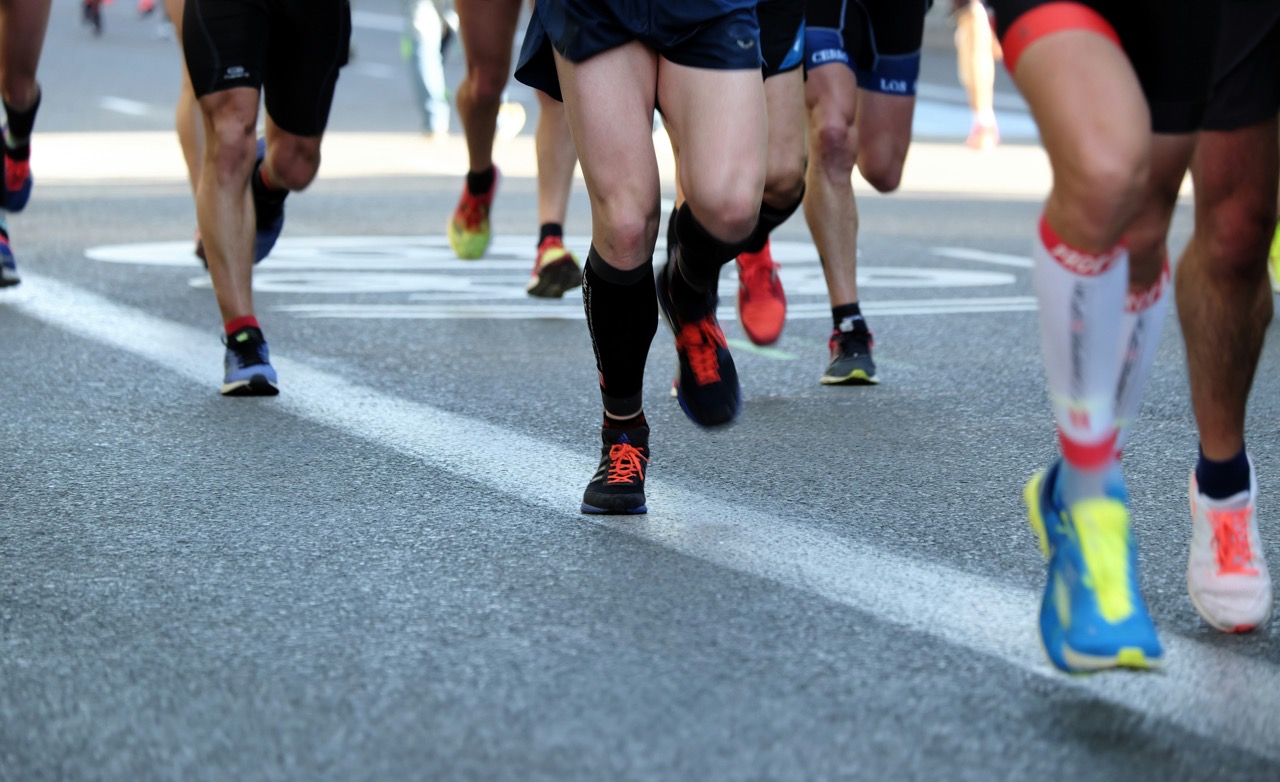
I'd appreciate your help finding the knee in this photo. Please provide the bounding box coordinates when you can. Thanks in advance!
[595,200,659,268]
[462,62,507,107]
[205,116,258,184]
[810,120,858,182]
[764,153,807,207]
[1202,200,1276,281]
[1057,144,1149,249]
[858,155,905,194]
[266,140,321,192]
[689,188,762,243]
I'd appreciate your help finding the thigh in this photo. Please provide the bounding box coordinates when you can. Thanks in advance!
[657,58,766,213]
[183,0,268,98]
[553,42,661,262]
[854,89,914,174]
[262,0,351,137]
[456,0,523,73]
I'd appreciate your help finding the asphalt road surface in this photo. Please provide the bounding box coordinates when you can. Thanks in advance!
[2,2,1278,780]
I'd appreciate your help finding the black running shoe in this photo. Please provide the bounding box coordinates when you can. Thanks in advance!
[820,324,879,385]
[656,260,741,427]
[581,424,650,514]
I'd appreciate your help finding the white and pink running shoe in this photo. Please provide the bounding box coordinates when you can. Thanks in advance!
[1187,463,1273,632]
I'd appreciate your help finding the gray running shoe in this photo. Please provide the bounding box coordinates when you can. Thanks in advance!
[820,326,879,385]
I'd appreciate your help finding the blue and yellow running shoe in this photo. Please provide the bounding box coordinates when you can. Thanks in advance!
[1024,463,1162,673]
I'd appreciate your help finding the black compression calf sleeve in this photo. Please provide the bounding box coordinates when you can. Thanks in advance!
[583,247,658,417]
[673,203,753,291]
[744,187,804,254]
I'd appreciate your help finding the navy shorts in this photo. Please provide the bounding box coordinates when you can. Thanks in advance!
[515,0,761,101]
[991,0,1218,134]
[759,0,805,78]
[1202,0,1280,131]
[184,0,351,136]
[804,0,930,97]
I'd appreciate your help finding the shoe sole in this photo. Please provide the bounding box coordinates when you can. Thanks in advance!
[221,374,280,396]
[820,369,880,386]
[1062,646,1162,672]
[1186,582,1270,634]
[526,257,582,298]
[580,502,648,515]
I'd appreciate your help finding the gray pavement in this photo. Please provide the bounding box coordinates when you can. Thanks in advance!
[2,2,1278,780]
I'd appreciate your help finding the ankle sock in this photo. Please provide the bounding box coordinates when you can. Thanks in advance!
[1195,446,1251,500]
[466,166,495,196]
[539,222,563,245]
[832,301,864,333]
[3,89,40,160]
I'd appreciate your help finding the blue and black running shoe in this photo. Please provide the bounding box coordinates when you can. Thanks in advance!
[251,138,284,263]
[221,326,279,396]
[581,423,649,515]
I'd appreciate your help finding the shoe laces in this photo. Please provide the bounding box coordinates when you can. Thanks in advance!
[738,254,780,299]
[606,441,648,485]
[225,329,269,368]
[676,317,728,385]
[1207,506,1259,575]
[1074,504,1135,623]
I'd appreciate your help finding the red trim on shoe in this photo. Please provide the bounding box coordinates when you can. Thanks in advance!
[1059,427,1119,470]
[1039,216,1125,276]
[225,315,260,335]
[1002,2,1121,75]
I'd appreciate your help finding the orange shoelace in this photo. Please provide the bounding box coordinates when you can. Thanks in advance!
[739,258,780,300]
[1209,507,1259,575]
[676,318,727,385]
[606,442,647,485]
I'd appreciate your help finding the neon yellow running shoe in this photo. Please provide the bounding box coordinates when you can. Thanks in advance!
[448,167,498,260]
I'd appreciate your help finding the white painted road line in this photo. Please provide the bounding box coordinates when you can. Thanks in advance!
[933,247,1035,268]
[99,96,154,117]
[7,273,1278,762]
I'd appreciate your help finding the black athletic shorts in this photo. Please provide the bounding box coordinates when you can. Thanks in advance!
[515,0,761,101]
[805,0,931,97]
[184,0,352,137]
[759,0,805,78]
[990,0,1218,134]
[1202,0,1280,131]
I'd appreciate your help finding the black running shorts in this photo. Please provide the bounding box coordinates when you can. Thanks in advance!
[515,0,761,101]
[805,0,931,97]
[759,0,805,78]
[183,0,352,137]
[990,0,1218,134]
[1202,0,1280,131]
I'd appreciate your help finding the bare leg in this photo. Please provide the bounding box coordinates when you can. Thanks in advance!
[1176,118,1279,460]
[0,0,51,110]
[535,89,576,228]
[166,0,203,198]
[454,0,522,173]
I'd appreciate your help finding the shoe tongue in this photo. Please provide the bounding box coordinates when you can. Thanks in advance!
[231,326,263,344]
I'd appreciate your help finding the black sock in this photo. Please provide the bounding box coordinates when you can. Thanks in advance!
[832,302,865,333]
[1195,446,1251,499]
[539,222,563,245]
[466,166,495,196]
[743,189,803,254]
[664,203,679,265]
[251,161,287,228]
[583,246,658,416]
[3,89,40,160]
